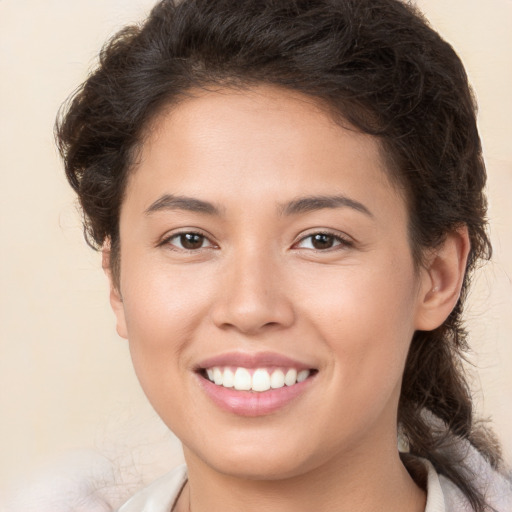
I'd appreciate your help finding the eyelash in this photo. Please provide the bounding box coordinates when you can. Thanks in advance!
[161,230,353,253]
[161,230,216,252]
[293,231,353,252]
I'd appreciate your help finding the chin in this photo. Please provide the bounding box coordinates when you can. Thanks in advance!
[188,437,324,481]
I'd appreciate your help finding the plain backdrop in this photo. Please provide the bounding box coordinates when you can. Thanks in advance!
[1,0,511,496]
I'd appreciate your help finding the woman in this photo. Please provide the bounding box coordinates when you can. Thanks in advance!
[55,0,511,510]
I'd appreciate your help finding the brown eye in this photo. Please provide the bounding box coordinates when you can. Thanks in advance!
[181,233,204,249]
[168,232,211,250]
[295,232,349,251]
[310,233,335,249]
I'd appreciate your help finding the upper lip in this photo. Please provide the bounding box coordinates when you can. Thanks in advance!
[196,351,316,371]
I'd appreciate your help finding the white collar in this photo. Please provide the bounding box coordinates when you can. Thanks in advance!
[117,455,511,512]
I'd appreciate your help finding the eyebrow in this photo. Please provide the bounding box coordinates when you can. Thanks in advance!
[281,195,373,218]
[144,194,222,216]
[144,193,373,218]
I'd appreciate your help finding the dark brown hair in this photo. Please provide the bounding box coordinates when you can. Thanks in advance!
[55,0,503,509]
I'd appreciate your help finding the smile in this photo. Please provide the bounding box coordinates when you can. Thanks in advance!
[196,352,318,416]
[204,366,312,392]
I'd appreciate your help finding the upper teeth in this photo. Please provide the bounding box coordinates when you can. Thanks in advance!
[205,367,310,392]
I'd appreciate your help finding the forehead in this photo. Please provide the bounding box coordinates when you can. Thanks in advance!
[125,85,403,215]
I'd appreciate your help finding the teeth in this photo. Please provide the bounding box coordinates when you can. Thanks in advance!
[234,367,252,391]
[213,367,223,385]
[270,369,285,389]
[205,367,311,392]
[297,370,309,383]
[222,368,235,388]
[252,369,271,392]
[284,369,297,386]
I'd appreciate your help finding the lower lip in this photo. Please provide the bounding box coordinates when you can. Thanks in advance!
[197,374,315,417]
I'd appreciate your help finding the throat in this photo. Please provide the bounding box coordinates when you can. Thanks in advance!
[180,445,426,512]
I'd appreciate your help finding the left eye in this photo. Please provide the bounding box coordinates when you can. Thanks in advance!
[167,232,213,250]
[295,233,347,250]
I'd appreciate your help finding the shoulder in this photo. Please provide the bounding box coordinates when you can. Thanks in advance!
[116,465,187,512]
[116,452,512,512]
[405,449,512,512]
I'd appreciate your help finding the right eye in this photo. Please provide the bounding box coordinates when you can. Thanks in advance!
[165,232,214,251]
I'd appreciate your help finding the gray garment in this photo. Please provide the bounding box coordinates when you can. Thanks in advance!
[117,449,512,512]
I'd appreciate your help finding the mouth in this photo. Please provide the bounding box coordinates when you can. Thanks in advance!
[199,366,316,392]
[194,353,318,416]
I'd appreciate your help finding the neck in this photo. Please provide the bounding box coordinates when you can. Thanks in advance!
[177,435,426,512]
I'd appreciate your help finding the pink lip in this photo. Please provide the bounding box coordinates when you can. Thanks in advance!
[196,351,313,371]
[195,351,317,417]
[197,375,315,417]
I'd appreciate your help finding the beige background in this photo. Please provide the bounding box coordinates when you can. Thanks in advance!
[1,0,511,494]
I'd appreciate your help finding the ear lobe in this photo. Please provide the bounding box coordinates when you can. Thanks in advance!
[102,244,128,339]
[414,226,470,331]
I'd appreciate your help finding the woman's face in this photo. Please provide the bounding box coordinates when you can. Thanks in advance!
[110,86,432,479]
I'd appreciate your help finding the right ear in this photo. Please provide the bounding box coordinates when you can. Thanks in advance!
[102,244,128,339]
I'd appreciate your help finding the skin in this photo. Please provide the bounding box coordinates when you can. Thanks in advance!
[106,85,469,512]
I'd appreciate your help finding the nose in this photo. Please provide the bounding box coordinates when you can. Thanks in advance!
[210,248,295,335]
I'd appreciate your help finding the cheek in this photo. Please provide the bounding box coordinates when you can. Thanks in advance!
[119,264,211,425]
[297,258,418,395]
[118,258,214,381]
[121,256,209,329]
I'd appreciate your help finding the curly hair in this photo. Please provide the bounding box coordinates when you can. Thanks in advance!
[55,1,503,509]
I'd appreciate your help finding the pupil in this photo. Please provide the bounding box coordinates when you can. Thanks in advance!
[312,234,334,249]
[181,233,203,249]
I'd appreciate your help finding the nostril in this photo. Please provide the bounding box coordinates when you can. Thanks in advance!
[262,321,281,329]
